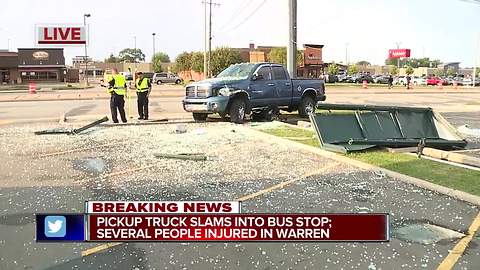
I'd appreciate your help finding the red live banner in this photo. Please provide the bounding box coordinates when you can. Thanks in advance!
[388,49,411,58]
[88,214,389,242]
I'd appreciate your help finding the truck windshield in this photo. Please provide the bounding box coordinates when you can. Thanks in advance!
[216,63,256,79]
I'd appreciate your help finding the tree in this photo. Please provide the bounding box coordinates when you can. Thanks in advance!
[327,62,339,75]
[356,61,371,66]
[118,48,145,62]
[405,66,414,75]
[174,52,193,72]
[267,47,303,66]
[389,65,399,75]
[210,47,243,75]
[191,52,204,73]
[347,64,358,75]
[434,69,444,77]
[152,52,171,73]
[105,53,121,63]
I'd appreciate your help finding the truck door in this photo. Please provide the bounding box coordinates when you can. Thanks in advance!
[272,65,292,106]
[249,65,276,107]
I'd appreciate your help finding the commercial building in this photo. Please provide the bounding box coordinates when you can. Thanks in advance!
[0,48,68,83]
[0,50,18,84]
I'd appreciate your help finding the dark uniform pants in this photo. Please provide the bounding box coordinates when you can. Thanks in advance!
[110,93,127,123]
[137,91,149,119]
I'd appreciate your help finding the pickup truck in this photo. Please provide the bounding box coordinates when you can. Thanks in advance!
[182,62,326,123]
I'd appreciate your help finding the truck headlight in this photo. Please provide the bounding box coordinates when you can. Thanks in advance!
[218,87,231,96]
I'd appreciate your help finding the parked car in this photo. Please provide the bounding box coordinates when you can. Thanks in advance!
[394,76,407,85]
[374,75,390,84]
[142,72,155,80]
[182,62,326,123]
[337,73,347,82]
[426,77,446,86]
[326,74,338,83]
[355,74,374,83]
[412,76,427,86]
[153,72,183,84]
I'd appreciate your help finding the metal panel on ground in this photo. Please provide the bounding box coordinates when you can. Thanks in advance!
[310,103,467,153]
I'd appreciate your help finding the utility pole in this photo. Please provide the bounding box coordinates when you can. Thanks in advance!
[473,34,479,88]
[395,41,402,71]
[83,13,91,86]
[345,43,349,66]
[152,33,156,60]
[287,0,297,78]
[204,0,219,78]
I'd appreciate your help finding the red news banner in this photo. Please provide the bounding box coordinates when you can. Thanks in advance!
[88,214,389,242]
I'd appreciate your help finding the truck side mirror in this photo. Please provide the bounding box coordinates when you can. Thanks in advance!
[251,74,258,81]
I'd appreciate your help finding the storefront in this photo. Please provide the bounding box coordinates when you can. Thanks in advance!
[0,51,19,84]
[297,44,325,78]
[17,48,65,83]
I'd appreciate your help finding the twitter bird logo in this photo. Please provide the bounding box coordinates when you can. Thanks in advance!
[44,216,66,237]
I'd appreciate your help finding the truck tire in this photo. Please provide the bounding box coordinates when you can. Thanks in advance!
[229,98,246,124]
[192,113,208,122]
[156,80,162,85]
[175,79,182,84]
[298,96,315,118]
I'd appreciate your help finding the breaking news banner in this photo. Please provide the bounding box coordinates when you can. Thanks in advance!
[85,201,241,214]
[36,201,389,242]
[88,214,389,242]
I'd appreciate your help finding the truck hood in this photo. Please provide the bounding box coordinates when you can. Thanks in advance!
[188,77,246,88]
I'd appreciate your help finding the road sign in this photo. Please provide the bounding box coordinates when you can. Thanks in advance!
[388,49,411,59]
[36,25,87,46]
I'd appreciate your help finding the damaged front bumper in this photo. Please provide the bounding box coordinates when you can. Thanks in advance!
[182,96,229,114]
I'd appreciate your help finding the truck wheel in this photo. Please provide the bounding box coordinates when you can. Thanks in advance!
[229,98,246,124]
[298,96,315,118]
[175,79,182,84]
[156,80,162,85]
[192,113,208,122]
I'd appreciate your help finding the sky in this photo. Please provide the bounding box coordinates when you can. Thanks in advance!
[1,0,479,67]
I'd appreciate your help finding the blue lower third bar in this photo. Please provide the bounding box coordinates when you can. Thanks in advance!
[36,214,85,242]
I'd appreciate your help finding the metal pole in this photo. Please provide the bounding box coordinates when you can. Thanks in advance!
[83,14,90,86]
[208,0,212,78]
[473,33,479,88]
[203,1,207,79]
[152,33,156,61]
[345,43,349,65]
[395,42,401,72]
[287,0,297,78]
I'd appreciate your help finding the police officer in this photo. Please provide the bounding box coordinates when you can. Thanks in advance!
[135,72,151,120]
[107,68,127,123]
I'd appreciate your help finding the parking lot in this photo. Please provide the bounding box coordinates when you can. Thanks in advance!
[0,120,479,269]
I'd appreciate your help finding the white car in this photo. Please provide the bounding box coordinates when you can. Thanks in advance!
[412,76,427,86]
[394,76,407,85]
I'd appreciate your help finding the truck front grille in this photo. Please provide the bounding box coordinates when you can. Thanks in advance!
[186,86,196,97]
[186,86,209,98]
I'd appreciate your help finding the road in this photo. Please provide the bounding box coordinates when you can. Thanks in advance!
[1,88,480,122]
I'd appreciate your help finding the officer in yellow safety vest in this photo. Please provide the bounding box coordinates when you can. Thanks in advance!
[135,72,152,120]
[107,68,128,123]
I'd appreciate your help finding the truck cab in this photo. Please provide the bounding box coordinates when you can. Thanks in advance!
[182,62,326,123]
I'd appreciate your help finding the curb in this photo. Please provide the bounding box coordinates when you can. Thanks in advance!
[242,123,480,206]
[0,94,184,103]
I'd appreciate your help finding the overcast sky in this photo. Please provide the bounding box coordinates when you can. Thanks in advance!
[1,0,479,67]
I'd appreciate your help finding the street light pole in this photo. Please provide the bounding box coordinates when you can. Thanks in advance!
[83,14,91,86]
[473,34,479,88]
[152,33,156,60]
[395,41,402,72]
[287,0,297,78]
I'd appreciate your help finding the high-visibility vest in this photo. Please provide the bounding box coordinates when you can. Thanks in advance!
[108,74,126,95]
[136,78,149,92]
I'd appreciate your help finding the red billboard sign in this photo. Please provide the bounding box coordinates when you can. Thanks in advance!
[388,49,411,59]
[36,25,87,46]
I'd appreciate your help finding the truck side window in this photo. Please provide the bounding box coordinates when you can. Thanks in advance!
[256,67,272,81]
[272,66,287,80]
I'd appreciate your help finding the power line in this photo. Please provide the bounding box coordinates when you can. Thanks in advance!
[222,0,267,33]
[218,0,254,31]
